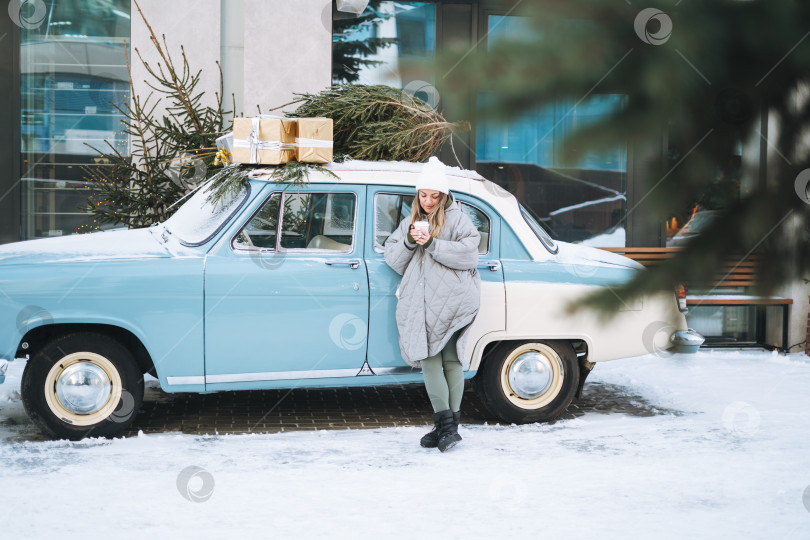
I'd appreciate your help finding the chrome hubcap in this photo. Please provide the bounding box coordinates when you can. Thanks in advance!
[55,361,112,415]
[508,351,555,399]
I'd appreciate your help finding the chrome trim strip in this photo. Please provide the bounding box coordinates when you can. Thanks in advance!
[358,361,375,376]
[367,366,420,376]
[168,365,425,386]
[205,368,363,384]
[166,376,205,385]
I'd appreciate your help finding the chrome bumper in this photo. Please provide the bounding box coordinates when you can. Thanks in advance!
[670,329,705,354]
[0,359,8,384]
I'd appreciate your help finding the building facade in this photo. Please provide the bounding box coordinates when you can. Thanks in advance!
[1,0,808,351]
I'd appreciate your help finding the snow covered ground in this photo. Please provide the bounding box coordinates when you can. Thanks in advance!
[1,349,809,539]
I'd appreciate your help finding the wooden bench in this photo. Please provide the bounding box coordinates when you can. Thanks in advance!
[600,247,792,349]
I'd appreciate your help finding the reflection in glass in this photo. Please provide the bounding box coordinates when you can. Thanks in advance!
[235,194,281,250]
[476,15,627,247]
[332,1,435,91]
[685,305,757,345]
[665,138,743,247]
[459,202,491,255]
[20,0,130,239]
[280,193,356,251]
[374,192,413,251]
[163,180,248,246]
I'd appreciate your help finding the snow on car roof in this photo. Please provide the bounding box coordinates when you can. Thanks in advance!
[325,159,486,180]
[246,158,486,182]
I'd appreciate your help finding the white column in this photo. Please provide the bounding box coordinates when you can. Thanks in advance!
[242,0,333,115]
[131,0,223,118]
[133,0,331,118]
[221,0,245,121]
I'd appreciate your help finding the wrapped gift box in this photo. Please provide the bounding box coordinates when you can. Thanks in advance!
[232,116,296,165]
[296,117,334,163]
[215,132,233,155]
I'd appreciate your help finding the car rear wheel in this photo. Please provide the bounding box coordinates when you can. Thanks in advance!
[21,332,144,440]
[476,340,579,424]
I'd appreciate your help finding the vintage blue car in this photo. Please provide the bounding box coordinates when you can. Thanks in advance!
[0,160,703,440]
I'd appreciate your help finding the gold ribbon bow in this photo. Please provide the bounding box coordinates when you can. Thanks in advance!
[214,147,232,166]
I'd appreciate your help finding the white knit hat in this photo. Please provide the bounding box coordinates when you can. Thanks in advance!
[415,156,449,194]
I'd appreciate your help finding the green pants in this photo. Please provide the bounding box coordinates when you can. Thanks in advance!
[420,329,464,413]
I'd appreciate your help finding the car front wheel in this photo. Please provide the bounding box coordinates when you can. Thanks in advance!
[21,332,144,440]
[476,340,579,424]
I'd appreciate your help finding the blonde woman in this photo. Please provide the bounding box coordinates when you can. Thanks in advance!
[384,157,482,452]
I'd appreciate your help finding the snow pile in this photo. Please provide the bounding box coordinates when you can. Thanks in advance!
[0,350,808,539]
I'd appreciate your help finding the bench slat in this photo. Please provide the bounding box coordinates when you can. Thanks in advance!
[686,297,793,306]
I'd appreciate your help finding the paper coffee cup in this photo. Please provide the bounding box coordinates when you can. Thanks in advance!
[414,220,430,234]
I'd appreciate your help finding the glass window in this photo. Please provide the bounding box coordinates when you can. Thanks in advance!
[476,14,628,247]
[520,202,558,254]
[459,202,491,255]
[374,192,491,255]
[20,0,131,239]
[280,192,356,251]
[233,193,281,250]
[685,305,758,346]
[665,137,745,247]
[332,2,435,92]
[163,180,249,246]
[374,192,413,252]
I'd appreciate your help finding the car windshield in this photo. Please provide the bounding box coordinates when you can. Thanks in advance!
[163,179,250,245]
[519,203,558,254]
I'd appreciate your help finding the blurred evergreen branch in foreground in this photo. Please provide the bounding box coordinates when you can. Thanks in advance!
[435,0,810,313]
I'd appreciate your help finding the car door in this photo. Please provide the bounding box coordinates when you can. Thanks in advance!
[203,183,369,390]
[365,186,505,374]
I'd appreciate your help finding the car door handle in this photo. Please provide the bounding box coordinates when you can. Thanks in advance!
[325,258,361,269]
[477,260,501,271]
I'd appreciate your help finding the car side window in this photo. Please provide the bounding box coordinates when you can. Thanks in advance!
[280,192,356,251]
[233,192,281,250]
[460,202,491,255]
[374,192,413,252]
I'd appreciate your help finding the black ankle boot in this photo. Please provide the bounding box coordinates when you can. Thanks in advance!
[420,412,442,448]
[437,409,462,452]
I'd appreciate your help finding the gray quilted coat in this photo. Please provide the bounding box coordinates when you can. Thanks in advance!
[383,192,482,370]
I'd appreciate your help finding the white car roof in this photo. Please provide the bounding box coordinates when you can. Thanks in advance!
[247,159,555,261]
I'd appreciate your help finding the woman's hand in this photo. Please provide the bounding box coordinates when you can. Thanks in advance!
[412,229,429,245]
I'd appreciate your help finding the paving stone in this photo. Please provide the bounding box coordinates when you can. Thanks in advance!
[124,380,678,437]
